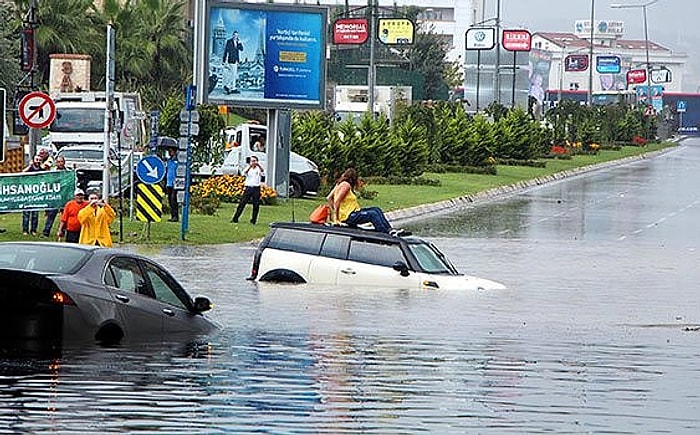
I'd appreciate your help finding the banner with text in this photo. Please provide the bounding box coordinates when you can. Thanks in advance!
[0,170,76,212]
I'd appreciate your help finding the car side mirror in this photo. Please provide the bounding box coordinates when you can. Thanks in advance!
[193,296,213,313]
[392,261,410,277]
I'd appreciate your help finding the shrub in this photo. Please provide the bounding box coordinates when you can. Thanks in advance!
[191,175,278,204]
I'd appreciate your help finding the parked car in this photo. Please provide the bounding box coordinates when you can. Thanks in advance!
[249,222,506,290]
[0,242,217,348]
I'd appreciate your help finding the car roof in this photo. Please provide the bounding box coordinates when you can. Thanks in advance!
[268,222,422,243]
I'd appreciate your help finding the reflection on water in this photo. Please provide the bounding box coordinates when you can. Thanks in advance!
[2,143,700,432]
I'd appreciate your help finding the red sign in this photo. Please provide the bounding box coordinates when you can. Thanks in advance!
[18,91,56,129]
[627,69,647,85]
[564,54,589,72]
[502,29,532,51]
[333,18,368,45]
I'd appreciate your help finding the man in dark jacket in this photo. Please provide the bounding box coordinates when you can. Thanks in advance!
[222,30,243,94]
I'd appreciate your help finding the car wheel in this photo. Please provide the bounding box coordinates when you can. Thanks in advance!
[289,177,303,198]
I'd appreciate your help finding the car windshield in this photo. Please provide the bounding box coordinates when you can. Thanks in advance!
[59,149,105,160]
[407,241,460,275]
[52,108,104,133]
[0,244,92,274]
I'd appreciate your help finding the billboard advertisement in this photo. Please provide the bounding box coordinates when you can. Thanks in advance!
[333,18,368,45]
[502,29,532,52]
[202,2,327,109]
[565,54,589,72]
[377,18,415,45]
[465,27,496,50]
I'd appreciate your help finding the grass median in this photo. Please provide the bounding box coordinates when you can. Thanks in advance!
[0,142,675,246]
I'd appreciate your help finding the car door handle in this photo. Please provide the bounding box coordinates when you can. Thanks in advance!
[115,294,130,303]
[340,268,356,275]
[162,308,175,317]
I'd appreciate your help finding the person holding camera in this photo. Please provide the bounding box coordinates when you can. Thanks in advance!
[78,193,116,247]
[231,156,265,225]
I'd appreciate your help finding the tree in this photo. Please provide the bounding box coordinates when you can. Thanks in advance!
[396,7,462,100]
[11,0,102,87]
[0,2,21,94]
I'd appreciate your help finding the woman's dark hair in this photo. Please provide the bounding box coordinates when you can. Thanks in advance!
[337,167,358,189]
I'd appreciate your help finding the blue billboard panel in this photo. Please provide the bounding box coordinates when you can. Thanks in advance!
[596,55,621,74]
[204,2,327,110]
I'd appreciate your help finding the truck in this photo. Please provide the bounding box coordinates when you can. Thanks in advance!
[40,92,146,196]
[216,122,321,198]
[41,91,146,152]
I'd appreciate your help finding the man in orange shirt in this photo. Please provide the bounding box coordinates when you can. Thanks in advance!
[57,189,88,243]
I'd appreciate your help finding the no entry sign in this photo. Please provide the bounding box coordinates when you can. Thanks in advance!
[18,91,56,129]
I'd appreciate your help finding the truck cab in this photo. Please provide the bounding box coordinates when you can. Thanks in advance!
[42,92,145,152]
[221,123,320,198]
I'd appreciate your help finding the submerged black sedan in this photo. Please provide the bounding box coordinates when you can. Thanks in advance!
[0,242,217,347]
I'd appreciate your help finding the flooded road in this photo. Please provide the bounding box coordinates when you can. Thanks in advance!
[2,140,700,433]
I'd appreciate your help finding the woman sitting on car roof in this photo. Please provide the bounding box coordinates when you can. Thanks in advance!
[327,167,409,237]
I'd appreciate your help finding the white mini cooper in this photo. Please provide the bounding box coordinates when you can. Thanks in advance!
[249,222,506,291]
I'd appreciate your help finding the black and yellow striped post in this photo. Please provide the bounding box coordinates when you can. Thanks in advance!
[135,182,164,223]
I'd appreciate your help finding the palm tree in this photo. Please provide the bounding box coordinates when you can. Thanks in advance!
[11,0,102,88]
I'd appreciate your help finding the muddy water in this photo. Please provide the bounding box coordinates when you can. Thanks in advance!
[1,140,699,433]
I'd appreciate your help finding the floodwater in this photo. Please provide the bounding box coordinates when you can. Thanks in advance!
[2,139,700,433]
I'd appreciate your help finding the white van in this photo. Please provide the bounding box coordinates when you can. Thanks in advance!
[220,123,320,197]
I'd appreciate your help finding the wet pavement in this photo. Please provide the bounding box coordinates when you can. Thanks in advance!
[1,139,699,433]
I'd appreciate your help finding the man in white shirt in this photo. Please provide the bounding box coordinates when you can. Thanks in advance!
[231,156,265,224]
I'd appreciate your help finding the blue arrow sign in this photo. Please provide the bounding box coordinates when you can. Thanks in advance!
[136,155,166,184]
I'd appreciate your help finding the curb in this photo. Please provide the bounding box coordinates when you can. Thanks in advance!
[386,146,678,225]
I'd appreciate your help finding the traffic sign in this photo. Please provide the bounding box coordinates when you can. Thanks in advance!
[677,100,687,113]
[136,155,166,184]
[135,182,163,222]
[179,109,199,123]
[18,91,56,129]
[179,122,199,136]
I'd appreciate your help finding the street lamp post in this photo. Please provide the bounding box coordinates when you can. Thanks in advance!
[611,0,660,111]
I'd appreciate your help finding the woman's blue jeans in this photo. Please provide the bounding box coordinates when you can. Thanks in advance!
[345,207,392,233]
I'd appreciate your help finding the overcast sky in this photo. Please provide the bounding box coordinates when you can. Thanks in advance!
[481,0,698,91]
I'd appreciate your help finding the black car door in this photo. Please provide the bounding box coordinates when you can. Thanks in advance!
[138,260,210,334]
[104,256,167,339]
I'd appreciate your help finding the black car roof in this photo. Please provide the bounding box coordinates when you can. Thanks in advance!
[268,222,422,243]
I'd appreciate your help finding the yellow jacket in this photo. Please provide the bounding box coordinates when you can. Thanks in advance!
[78,203,116,247]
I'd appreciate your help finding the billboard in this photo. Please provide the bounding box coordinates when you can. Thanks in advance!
[465,27,496,50]
[596,55,621,74]
[564,54,589,72]
[502,29,531,52]
[202,2,327,109]
[377,18,415,45]
[333,18,368,45]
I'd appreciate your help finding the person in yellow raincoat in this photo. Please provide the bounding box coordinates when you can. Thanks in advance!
[78,192,116,247]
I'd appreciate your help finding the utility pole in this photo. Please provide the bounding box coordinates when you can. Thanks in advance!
[367,0,376,116]
[22,0,39,158]
[493,0,501,104]
[587,0,595,106]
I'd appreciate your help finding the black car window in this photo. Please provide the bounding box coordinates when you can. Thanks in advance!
[268,228,324,255]
[106,257,152,297]
[0,244,90,274]
[320,234,350,259]
[348,239,406,267]
[141,261,187,309]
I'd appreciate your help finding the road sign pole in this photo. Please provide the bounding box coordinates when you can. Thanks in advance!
[181,85,197,241]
